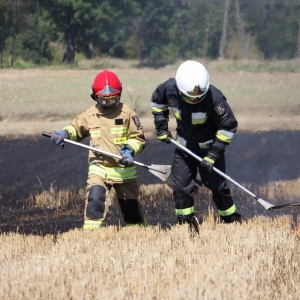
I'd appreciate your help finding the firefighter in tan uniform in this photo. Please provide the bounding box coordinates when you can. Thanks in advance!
[51,70,147,229]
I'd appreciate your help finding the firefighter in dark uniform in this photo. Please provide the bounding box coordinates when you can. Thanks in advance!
[151,60,241,224]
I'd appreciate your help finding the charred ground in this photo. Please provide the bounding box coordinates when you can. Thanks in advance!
[1,130,300,235]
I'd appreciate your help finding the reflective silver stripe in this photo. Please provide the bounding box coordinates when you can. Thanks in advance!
[216,130,235,143]
[218,130,235,138]
[90,129,101,139]
[110,127,127,135]
[151,102,168,112]
[171,107,181,120]
[63,125,77,141]
[199,139,213,149]
[191,112,208,125]
[89,164,137,181]
[126,139,143,155]
[176,134,187,147]
[177,135,212,150]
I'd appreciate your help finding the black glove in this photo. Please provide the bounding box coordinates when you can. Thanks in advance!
[157,130,172,143]
[51,130,69,145]
[154,114,172,143]
[200,145,224,173]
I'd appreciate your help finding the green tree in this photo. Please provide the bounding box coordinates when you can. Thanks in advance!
[245,1,300,59]
[4,0,24,67]
[43,0,95,63]
[0,0,6,67]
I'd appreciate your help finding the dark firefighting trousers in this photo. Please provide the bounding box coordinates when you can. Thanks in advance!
[83,174,146,229]
[172,147,241,223]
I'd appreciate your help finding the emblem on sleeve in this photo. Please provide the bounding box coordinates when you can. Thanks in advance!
[215,103,226,115]
[132,115,143,130]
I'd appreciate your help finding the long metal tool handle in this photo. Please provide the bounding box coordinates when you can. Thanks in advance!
[170,138,275,210]
[42,131,166,174]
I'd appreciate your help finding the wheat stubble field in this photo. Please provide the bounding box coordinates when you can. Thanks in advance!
[0,63,300,299]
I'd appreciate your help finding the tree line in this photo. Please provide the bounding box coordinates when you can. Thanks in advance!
[0,0,300,67]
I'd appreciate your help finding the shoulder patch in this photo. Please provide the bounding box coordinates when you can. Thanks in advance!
[215,103,226,115]
[132,115,143,130]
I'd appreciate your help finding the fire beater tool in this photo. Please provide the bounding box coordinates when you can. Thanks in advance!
[170,138,275,210]
[267,201,300,210]
[42,131,171,182]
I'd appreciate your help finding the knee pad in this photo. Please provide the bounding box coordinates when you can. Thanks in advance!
[86,185,106,219]
[118,198,142,224]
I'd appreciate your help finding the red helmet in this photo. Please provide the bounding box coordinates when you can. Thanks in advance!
[92,70,122,97]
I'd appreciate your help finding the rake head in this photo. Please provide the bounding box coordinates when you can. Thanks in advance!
[268,201,300,210]
[149,164,172,182]
[257,198,275,210]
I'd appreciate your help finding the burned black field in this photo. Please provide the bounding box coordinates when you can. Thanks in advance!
[1,130,300,235]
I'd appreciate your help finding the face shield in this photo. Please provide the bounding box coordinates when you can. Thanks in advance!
[95,95,120,109]
[179,90,206,104]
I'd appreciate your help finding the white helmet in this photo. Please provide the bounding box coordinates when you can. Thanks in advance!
[175,60,210,104]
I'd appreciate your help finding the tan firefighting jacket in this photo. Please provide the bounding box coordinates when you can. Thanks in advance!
[63,102,145,183]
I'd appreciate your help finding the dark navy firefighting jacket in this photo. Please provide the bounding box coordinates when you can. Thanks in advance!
[151,78,238,152]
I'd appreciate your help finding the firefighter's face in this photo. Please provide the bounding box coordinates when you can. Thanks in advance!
[95,95,120,109]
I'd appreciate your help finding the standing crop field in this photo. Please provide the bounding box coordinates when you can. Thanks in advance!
[0,214,299,299]
[1,63,300,299]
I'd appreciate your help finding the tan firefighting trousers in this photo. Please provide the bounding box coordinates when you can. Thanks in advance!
[83,174,146,229]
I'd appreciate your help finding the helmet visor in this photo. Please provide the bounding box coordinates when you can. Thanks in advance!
[179,92,205,104]
[96,95,120,107]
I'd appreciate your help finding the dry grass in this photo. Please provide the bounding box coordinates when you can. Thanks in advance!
[1,161,300,299]
[24,178,300,211]
[0,214,299,299]
[1,65,300,299]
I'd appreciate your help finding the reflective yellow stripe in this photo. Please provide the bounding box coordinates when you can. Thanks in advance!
[216,130,235,144]
[199,139,213,149]
[151,102,168,113]
[176,135,187,147]
[204,157,215,164]
[83,220,106,229]
[90,129,101,139]
[151,107,168,113]
[175,206,194,216]
[127,139,143,155]
[218,204,236,216]
[63,125,77,141]
[171,107,181,120]
[114,137,127,144]
[157,134,168,140]
[110,127,127,135]
[89,164,137,181]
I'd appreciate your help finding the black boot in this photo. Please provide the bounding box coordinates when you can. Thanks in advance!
[221,212,242,224]
[177,214,193,225]
[189,216,200,236]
